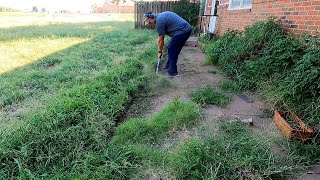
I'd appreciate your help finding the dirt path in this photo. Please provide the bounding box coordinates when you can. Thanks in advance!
[138,40,284,179]
[146,41,275,140]
[138,38,319,179]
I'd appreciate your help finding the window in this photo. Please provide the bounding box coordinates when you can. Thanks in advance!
[204,0,213,14]
[228,0,252,10]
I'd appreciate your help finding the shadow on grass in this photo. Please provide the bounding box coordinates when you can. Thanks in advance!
[0,20,155,107]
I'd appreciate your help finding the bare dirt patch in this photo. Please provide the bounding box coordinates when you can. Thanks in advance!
[146,43,276,141]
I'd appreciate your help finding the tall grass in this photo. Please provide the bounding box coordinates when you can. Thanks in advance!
[0,60,146,178]
[204,18,320,167]
[0,20,153,109]
[0,14,310,179]
[112,99,201,146]
[0,14,158,178]
[111,114,298,179]
[170,122,295,179]
[205,18,319,128]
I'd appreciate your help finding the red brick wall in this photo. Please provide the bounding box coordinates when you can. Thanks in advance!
[214,0,320,36]
[96,7,103,13]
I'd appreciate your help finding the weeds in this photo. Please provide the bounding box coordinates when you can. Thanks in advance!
[205,18,319,127]
[0,60,145,178]
[108,100,201,178]
[198,32,217,44]
[190,85,231,107]
[111,118,297,179]
[219,80,242,93]
[0,15,158,178]
[110,101,296,179]
[112,99,200,145]
[204,18,320,170]
[171,121,294,179]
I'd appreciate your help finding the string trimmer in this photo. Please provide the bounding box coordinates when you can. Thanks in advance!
[156,58,161,74]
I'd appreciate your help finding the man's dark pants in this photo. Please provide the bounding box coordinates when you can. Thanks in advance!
[165,30,192,75]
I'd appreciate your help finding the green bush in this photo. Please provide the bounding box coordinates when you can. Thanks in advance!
[198,32,217,44]
[205,30,239,65]
[205,18,320,126]
[171,0,200,26]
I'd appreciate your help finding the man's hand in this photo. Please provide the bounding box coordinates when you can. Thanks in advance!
[158,35,165,59]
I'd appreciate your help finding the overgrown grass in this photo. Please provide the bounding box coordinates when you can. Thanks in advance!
[110,111,298,179]
[0,14,158,178]
[105,100,201,179]
[204,18,320,168]
[219,80,242,93]
[198,32,217,44]
[0,14,310,179]
[170,122,295,179]
[0,17,153,110]
[0,60,146,178]
[112,99,201,145]
[190,85,231,107]
[205,18,319,128]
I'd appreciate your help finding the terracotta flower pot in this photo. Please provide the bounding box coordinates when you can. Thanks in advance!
[273,110,313,142]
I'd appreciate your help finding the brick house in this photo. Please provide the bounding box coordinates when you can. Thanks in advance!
[203,0,320,35]
[94,0,134,13]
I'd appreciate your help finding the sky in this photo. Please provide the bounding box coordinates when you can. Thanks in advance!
[0,0,105,12]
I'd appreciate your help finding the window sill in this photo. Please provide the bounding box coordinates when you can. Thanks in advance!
[228,7,252,11]
[226,8,252,13]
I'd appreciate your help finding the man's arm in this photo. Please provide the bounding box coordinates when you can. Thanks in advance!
[158,35,165,58]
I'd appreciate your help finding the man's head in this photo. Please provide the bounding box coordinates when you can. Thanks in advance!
[144,11,156,26]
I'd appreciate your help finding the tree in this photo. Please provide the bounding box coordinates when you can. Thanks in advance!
[32,6,38,12]
[171,0,200,26]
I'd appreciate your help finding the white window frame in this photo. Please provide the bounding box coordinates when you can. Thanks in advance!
[205,0,213,13]
[207,0,213,7]
[228,0,252,10]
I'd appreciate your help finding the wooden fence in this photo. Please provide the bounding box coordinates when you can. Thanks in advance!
[134,1,178,29]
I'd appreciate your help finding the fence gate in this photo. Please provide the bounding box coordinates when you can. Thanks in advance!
[134,1,178,29]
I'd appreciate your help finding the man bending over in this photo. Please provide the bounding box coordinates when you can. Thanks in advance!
[144,11,191,77]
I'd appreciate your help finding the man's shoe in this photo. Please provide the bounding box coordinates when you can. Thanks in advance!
[167,72,179,78]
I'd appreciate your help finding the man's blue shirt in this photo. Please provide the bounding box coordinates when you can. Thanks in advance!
[156,11,191,37]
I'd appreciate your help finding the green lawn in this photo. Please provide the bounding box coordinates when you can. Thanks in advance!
[0,13,158,178]
[0,13,154,124]
[0,13,315,179]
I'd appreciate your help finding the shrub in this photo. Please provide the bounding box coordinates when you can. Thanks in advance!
[205,18,320,126]
[205,30,239,65]
[171,0,200,26]
[198,32,217,44]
